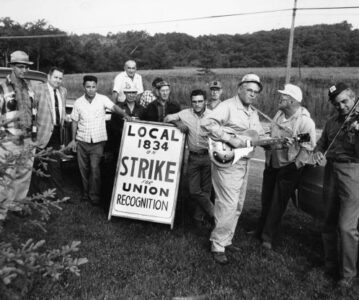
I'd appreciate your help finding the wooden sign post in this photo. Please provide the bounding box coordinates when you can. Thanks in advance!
[108,120,185,229]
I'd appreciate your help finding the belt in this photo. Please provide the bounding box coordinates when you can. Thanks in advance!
[189,149,208,156]
[329,158,359,164]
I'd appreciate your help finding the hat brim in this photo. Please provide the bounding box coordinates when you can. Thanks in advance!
[9,60,34,65]
[239,81,263,91]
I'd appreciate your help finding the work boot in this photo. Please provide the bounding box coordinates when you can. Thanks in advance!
[225,244,241,253]
[338,277,357,289]
[262,241,272,250]
[212,252,229,265]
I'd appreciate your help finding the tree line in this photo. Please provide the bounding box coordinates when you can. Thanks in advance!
[1,17,358,73]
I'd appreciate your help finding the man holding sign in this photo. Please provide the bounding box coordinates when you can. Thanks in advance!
[201,74,265,265]
[165,89,214,233]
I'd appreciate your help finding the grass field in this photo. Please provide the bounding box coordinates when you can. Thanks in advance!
[3,155,357,299]
[64,67,359,128]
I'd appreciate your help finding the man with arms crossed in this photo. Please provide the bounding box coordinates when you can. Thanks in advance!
[313,82,359,288]
[201,74,265,264]
[165,89,214,233]
[68,75,130,206]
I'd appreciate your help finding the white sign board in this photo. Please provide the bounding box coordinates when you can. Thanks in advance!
[108,120,185,229]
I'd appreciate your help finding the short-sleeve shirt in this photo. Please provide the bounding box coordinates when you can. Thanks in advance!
[169,108,210,152]
[71,93,114,143]
[113,72,144,102]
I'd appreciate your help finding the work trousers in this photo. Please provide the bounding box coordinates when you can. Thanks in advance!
[0,138,35,220]
[321,160,359,278]
[210,159,249,252]
[261,163,303,243]
[187,153,213,221]
[77,141,105,204]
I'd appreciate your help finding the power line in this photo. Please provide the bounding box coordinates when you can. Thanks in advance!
[0,33,68,40]
[1,5,359,39]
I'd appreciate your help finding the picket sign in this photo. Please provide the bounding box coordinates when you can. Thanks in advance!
[108,120,186,229]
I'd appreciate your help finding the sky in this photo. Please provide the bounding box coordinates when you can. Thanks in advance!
[2,0,359,36]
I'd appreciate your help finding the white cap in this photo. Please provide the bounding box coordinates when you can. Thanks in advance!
[278,84,303,102]
[123,82,138,93]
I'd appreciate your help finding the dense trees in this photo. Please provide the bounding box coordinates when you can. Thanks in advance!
[0,18,358,73]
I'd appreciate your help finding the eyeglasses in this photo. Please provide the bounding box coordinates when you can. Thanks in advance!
[15,64,29,70]
[246,88,260,95]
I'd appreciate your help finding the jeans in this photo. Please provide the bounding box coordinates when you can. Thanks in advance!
[77,141,105,204]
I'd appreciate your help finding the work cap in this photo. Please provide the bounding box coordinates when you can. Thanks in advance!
[209,81,222,89]
[238,74,262,91]
[328,82,349,101]
[278,84,303,102]
[152,77,164,88]
[123,82,138,93]
[156,80,170,89]
[9,50,33,65]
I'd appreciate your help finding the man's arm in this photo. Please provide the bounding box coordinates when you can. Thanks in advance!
[112,105,132,121]
[112,91,119,103]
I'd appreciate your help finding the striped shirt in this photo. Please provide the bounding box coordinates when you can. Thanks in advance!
[71,93,114,143]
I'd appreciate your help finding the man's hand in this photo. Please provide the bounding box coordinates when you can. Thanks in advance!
[123,114,132,121]
[228,137,250,148]
[350,120,359,131]
[177,123,189,134]
[67,140,77,153]
[312,151,325,166]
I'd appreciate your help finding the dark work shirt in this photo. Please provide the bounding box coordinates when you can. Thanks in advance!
[141,99,181,123]
[109,101,145,150]
[316,112,359,161]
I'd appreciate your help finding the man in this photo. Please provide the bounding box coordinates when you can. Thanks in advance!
[164,89,214,232]
[201,74,265,264]
[208,80,223,110]
[68,75,130,206]
[110,82,145,162]
[32,67,67,196]
[313,83,359,288]
[0,51,36,220]
[252,84,316,250]
[139,77,163,108]
[112,60,144,103]
[141,80,181,122]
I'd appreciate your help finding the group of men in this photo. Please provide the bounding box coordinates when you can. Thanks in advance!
[1,51,359,289]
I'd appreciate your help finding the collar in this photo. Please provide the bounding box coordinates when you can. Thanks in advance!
[191,107,207,118]
[235,95,253,112]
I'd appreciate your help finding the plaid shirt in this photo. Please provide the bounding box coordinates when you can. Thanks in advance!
[139,90,157,108]
[71,93,114,143]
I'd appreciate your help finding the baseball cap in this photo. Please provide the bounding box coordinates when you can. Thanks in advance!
[238,74,262,91]
[278,84,303,102]
[209,81,222,89]
[328,82,349,101]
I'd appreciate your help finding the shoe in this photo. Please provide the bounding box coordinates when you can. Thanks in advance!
[338,277,356,288]
[246,229,260,238]
[212,252,229,265]
[262,241,272,250]
[226,244,241,253]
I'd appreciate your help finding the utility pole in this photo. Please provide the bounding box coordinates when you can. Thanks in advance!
[285,0,298,84]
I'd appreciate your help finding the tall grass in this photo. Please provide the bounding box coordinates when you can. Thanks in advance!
[64,67,359,128]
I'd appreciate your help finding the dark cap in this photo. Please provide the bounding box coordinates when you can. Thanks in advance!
[209,81,222,89]
[83,75,98,84]
[156,80,170,89]
[328,82,349,101]
[152,77,164,88]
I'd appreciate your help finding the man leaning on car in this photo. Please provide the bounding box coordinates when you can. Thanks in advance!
[313,82,359,289]
[0,51,37,220]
